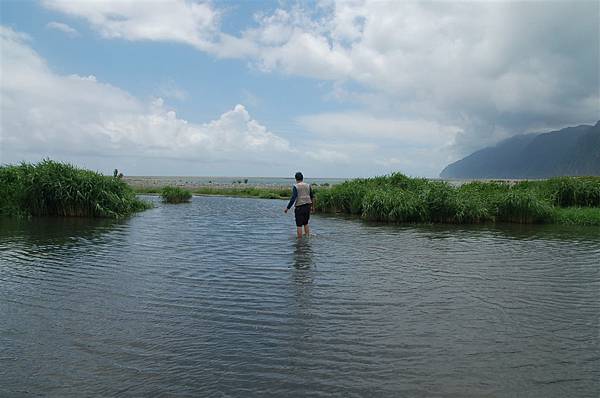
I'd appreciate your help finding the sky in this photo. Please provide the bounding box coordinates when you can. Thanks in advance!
[0,0,598,178]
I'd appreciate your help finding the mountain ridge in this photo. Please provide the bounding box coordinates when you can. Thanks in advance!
[440,121,600,179]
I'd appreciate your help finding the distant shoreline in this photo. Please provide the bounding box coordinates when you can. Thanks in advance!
[123,176,345,190]
[124,175,535,190]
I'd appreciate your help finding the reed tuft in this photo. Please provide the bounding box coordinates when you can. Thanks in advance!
[315,172,600,225]
[0,159,151,218]
[161,186,192,204]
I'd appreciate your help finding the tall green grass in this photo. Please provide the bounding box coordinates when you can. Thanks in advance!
[496,191,553,223]
[551,207,600,226]
[315,173,600,225]
[361,188,427,222]
[161,186,192,203]
[0,160,151,218]
[535,177,600,207]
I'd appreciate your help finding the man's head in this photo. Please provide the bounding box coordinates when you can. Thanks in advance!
[295,172,303,182]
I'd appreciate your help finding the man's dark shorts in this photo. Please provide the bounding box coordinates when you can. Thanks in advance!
[294,203,311,227]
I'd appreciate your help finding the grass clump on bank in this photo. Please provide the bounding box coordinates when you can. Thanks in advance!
[315,173,600,225]
[194,186,292,199]
[135,185,292,200]
[161,186,192,203]
[0,160,151,218]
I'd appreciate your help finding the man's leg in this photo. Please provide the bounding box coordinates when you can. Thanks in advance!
[303,224,310,236]
[296,226,303,238]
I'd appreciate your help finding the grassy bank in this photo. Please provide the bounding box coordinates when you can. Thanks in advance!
[315,173,600,225]
[135,186,292,200]
[1,160,151,218]
[161,186,192,203]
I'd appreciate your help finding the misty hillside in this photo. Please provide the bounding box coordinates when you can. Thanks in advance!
[440,121,600,179]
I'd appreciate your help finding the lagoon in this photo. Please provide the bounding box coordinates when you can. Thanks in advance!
[1,196,599,396]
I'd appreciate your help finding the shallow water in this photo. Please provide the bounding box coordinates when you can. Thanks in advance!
[1,196,599,397]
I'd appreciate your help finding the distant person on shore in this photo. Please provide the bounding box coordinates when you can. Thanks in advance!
[284,172,315,238]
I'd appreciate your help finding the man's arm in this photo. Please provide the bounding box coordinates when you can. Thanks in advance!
[310,185,315,213]
[284,186,297,213]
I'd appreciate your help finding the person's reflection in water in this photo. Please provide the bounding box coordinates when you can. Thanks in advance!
[289,237,315,364]
[291,238,315,319]
[292,237,315,270]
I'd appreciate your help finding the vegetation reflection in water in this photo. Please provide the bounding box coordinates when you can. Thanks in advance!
[0,214,125,245]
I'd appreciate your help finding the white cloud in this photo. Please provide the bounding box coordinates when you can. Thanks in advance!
[0,21,457,178]
[42,0,220,51]
[240,89,260,107]
[306,148,350,163]
[297,112,459,146]
[46,21,79,37]
[157,79,188,101]
[42,1,599,161]
[0,26,291,171]
[23,1,600,176]
[256,31,353,80]
[283,1,597,160]
[295,112,459,176]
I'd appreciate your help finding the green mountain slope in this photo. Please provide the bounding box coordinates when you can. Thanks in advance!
[440,121,600,178]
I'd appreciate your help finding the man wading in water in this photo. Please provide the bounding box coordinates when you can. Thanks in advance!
[284,172,315,238]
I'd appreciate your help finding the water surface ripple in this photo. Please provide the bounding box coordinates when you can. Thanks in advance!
[1,196,599,397]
